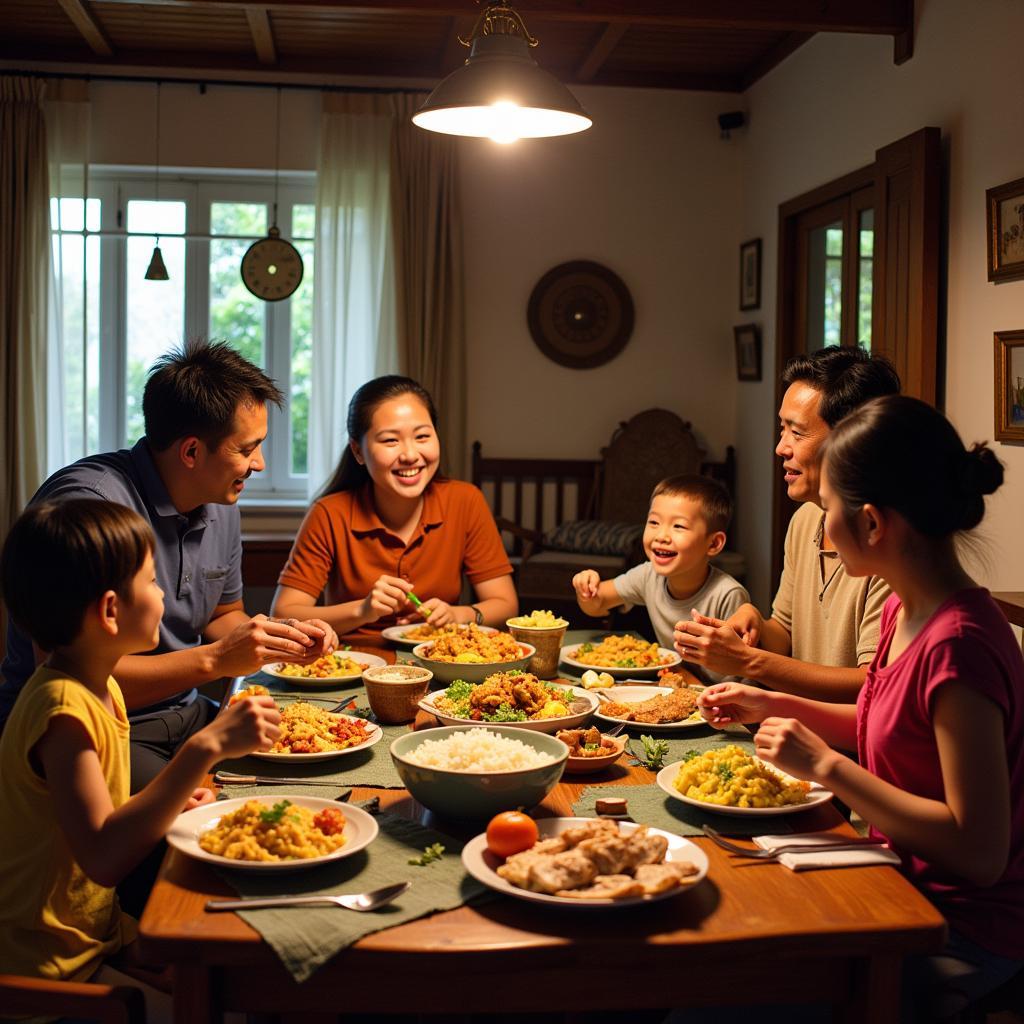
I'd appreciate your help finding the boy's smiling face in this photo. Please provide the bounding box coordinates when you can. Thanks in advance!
[643,493,725,586]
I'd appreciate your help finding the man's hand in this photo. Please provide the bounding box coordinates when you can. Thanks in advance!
[271,617,339,663]
[726,603,764,647]
[754,717,837,783]
[210,614,324,677]
[359,575,414,624]
[673,610,754,676]
[398,597,455,627]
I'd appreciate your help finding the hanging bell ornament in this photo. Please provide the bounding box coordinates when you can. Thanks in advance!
[145,244,169,281]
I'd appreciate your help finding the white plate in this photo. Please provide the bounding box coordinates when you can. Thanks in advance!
[167,795,379,872]
[249,714,382,762]
[560,642,682,678]
[381,623,497,648]
[461,817,708,908]
[592,685,708,733]
[655,760,835,816]
[418,683,599,734]
[260,651,387,687]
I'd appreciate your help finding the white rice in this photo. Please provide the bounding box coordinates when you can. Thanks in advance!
[404,731,555,772]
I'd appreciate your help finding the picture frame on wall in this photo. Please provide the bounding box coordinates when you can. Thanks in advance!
[986,176,1024,283]
[734,323,762,382]
[994,329,1024,443]
[739,238,761,310]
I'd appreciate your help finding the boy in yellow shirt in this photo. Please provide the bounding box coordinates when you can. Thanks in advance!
[0,499,280,987]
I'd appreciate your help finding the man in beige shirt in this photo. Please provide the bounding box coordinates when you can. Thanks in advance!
[674,346,899,702]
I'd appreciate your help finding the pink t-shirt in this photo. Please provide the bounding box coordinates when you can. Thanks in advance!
[857,589,1024,958]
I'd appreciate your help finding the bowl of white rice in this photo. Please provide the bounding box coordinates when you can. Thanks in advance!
[389,726,568,820]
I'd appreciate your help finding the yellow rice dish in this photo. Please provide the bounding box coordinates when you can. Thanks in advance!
[403,621,465,641]
[673,745,811,808]
[507,610,568,628]
[276,653,364,679]
[572,635,672,669]
[199,799,348,861]
[421,624,523,664]
[270,702,373,754]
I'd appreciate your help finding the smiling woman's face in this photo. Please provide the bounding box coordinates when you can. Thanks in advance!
[352,394,440,502]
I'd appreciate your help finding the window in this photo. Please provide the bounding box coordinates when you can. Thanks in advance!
[50,169,315,498]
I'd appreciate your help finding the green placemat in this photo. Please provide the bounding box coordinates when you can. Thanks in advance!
[221,682,410,789]
[217,805,493,983]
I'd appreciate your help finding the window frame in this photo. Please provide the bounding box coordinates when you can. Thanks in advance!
[50,167,316,501]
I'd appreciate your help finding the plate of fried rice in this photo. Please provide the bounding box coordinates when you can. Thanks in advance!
[560,636,681,677]
[261,650,387,687]
[412,624,535,684]
[168,796,379,871]
[249,701,381,761]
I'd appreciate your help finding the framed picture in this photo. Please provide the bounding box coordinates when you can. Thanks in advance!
[986,176,1024,283]
[994,329,1024,443]
[739,238,761,310]
[734,323,761,381]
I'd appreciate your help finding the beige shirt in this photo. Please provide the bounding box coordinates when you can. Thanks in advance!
[771,502,890,669]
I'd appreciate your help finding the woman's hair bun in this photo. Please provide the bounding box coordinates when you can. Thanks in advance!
[962,444,1004,498]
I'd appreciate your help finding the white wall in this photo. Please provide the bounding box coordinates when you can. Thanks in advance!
[459,86,742,477]
[737,0,1024,608]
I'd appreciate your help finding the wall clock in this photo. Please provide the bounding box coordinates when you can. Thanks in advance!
[527,260,634,369]
[240,225,304,302]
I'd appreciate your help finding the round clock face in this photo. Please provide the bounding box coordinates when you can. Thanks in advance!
[240,233,304,302]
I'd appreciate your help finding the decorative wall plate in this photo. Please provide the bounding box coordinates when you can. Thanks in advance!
[527,260,634,369]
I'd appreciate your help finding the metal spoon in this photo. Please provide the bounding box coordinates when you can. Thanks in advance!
[205,881,411,913]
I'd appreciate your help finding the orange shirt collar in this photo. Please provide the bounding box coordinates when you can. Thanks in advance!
[350,481,446,536]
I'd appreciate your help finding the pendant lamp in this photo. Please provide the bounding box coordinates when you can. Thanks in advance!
[145,82,169,281]
[412,1,591,144]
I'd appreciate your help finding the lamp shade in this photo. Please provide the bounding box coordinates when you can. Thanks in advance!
[413,29,591,143]
[145,245,169,281]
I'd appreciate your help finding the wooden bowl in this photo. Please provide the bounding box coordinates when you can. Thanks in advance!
[562,734,627,774]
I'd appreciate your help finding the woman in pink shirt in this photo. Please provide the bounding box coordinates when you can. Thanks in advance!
[699,395,1023,1020]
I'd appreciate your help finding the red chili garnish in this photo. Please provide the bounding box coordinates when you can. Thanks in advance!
[313,807,347,836]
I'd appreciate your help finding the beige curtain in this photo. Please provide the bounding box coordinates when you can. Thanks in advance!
[389,94,467,479]
[0,76,49,543]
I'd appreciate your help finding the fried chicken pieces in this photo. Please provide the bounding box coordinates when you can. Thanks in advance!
[601,687,699,724]
[469,672,551,717]
[495,818,698,899]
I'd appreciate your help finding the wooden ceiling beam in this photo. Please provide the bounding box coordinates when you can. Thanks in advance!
[90,0,913,37]
[56,0,114,57]
[740,30,812,89]
[575,22,628,83]
[245,7,277,65]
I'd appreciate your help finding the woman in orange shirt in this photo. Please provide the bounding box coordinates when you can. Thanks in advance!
[271,376,517,640]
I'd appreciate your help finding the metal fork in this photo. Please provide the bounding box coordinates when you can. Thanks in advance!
[702,825,888,859]
[206,881,410,913]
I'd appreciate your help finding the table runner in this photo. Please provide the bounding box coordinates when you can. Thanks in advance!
[215,803,494,983]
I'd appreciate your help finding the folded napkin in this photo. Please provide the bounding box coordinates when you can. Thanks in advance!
[753,832,902,871]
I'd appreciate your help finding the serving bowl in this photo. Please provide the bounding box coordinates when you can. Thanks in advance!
[418,681,599,734]
[390,725,568,820]
[362,664,433,724]
[411,640,535,684]
[561,733,628,774]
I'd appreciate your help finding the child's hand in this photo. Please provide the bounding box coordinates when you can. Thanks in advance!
[572,570,601,601]
[202,696,281,761]
[183,787,215,811]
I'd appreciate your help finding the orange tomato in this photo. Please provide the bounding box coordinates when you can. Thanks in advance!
[485,811,539,859]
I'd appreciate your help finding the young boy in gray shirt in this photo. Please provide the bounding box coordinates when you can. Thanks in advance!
[572,475,748,683]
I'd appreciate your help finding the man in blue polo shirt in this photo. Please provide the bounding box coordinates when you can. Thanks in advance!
[0,340,336,789]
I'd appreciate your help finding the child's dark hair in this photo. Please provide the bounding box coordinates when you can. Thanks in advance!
[782,346,901,427]
[824,395,1004,537]
[651,475,732,534]
[320,375,439,496]
[1,500,155,651]
[143,339,284,451]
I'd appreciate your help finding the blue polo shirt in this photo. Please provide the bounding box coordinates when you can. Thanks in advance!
[0,440,243,728]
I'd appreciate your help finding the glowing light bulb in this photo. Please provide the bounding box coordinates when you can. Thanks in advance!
[488,101,522,145]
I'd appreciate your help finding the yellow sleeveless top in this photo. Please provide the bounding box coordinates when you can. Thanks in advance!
[0,668,137,981]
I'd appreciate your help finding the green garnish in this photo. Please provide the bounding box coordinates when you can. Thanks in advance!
[632,735,670,770]
[409,842,445,866]
[583,743,602,753]
[716,763,734,783]
[615,659,636,667]
[682,749,700,762]
[488,703,529,722]
[259,800,293,824]
[579,643,594,654]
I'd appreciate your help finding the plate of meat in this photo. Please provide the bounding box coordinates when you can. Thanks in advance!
[461,817,707,907]
[591,684,708,732]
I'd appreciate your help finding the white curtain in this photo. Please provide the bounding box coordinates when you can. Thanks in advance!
[43,79,91,474]
[308,93,397,497]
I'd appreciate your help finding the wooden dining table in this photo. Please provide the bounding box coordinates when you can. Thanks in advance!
[138,640,946,1023]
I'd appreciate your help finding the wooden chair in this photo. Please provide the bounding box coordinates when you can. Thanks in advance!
[472,409,743,623]
[0,973,146,1023]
